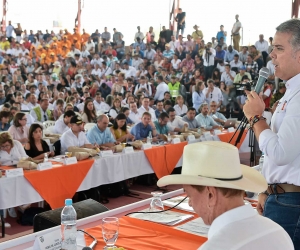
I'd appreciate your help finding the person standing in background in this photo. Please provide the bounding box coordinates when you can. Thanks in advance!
[216,25,227,42]
[231,14,242,51]
[6,21,14,42]
[175,8,186,39]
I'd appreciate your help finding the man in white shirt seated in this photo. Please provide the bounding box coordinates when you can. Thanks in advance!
[132,53,144,70]
[208,101,227,126]
[229,54,243,69]
[154,76,169,101]
[60,115,97,154]
[203,79,223,107]
[167,107,188,132]
[128,102,140,124]
[138,97,156,122]
[158,141,294,250]
[221,64,236,87]
[53,110,75,134]
[93,91,110,112]
[123,62,137,78]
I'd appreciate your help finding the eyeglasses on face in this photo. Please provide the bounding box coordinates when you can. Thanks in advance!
[1,144,11,150]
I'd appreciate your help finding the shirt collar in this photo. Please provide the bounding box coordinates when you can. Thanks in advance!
[285,72,300,90]
[208,204,256,239]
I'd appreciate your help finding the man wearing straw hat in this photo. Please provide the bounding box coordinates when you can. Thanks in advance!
[192,25,203,41]
[158,141,293,249]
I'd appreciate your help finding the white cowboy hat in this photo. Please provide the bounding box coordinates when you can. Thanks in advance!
[193,24,199,29]
[157,141,267,193]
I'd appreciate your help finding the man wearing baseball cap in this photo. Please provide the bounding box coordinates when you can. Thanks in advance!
[158,141,293,249]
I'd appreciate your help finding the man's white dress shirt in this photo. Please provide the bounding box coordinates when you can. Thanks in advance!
[154,82,169,101]
[260,73,300,185]
[168,117,188,130]
[93,100,110,112]
[53,118,69,135]
[128,110,141,124]
[60,129,90,154]
[138,106,156,122]
[199,204,293,250]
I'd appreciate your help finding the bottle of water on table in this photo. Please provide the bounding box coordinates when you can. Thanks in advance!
[44,153,48,162]
[147,131,152,144]
[61,199,77,250]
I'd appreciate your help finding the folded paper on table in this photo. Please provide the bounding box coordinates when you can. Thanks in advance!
[162,196,194,213]
[176,217,210,237]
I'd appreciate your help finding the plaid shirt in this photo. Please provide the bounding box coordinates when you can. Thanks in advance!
[244,61,258,76]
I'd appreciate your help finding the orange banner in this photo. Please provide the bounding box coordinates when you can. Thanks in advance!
[85,216,207,250]
[165,142,187,173]
[144,146,167,179]
[24,159,94,209]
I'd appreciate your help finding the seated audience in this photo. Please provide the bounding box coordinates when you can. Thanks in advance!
[182,107,200,129]
[24,123,54,159]
[30,98,53,122]
[131,112,157,141]
[195,103,221,130]
[0,111,11,131]
[53,110,75,134]
[53,98,64,121]
[109,98,121,119]
[192,81,205,111]
[154,112,172,137]
[129,102,140,124]
[0,132,28,165]
[81,99,97,123]
[155,100,165,119]
[110,113,135,143]
[121,107,134,125]
[87,114,116,148]
[61,115,96,154]
[208,101,227,125]
[138,97,156,122]
[167,107,188,132]
[8,112,29,144]
[173,95,188,116]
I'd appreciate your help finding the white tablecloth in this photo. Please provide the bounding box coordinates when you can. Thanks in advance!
[0,151,182,210]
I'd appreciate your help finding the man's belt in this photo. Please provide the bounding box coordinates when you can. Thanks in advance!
[267,183,300,194]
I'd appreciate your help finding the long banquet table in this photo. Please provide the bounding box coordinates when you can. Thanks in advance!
[0,130,249,210]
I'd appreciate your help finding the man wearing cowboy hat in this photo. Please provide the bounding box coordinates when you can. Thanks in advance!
[192,25,203,41]
[158,141,293,249]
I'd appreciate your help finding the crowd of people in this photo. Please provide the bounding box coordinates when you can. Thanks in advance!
[0,13,287,229]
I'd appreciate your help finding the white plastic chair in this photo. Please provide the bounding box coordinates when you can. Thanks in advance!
[43,121,56,129]
[84,123,95,132]
[44,126,54,134]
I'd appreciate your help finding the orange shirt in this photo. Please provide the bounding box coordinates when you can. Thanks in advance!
[60,40,71,50]
[81,32,90,43]
[61,49,70,58]
[73,41,81,50]
[72,32,81,42]
[48,56,57,65]
[51,47,62,56]
[36,49,45,58]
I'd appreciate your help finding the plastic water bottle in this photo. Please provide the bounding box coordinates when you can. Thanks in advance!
[147,131,152,144]
[61,199,77,250]
[44,153,48,162]
[258,154,264,173]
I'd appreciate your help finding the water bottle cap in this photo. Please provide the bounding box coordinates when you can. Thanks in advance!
[65,199,73,206]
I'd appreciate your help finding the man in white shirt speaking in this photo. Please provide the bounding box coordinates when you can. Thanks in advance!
[243,19,300,249]
[158,141,293,250]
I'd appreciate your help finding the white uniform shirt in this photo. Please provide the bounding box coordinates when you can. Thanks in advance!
[93,100,110,112]
[60,128,90,154]
[128,110,140,124]
[154,82,169,101]
[168,117,188,130]
[199,204,293,250]
[260,73,300,185]
[0,140,28,166]
[53,118,69,135]
[255,40,269,53]
[203,87,223,105]
[174,104,188,116]
[138,106,156,122]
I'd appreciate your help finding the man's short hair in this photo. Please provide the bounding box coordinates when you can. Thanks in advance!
[199,103,208,113]
[187,107,196,113]
[64,110,75,118]
[167,107,175,114]
[164,91,170,96]
[158,112,169,120]
[157,75,164,81]
[142,111,151,118]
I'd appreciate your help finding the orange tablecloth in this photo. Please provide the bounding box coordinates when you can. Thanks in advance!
[144,142,187,179]
[24,159,94,209]
[85,216,207,250]
[218,129,248,149]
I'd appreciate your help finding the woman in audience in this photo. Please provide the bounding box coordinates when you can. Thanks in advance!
[67,61,77,80]
[53,98,64,120]
[8,112,29,144]
[24,123,54,160]
[0,111,11,131]
[220,81,230,109]
[4,93,15,104]
[153,55,164,71]
[110,113,135,143]
[212,68,221,87]
[192,80,205,111]
[173,95,188,116]
[57,76,70,92]
[105,94,114,108]
[111,72,126,95]
[109,98,121,119]
[0,132,28,165]
[120,107,134,126]
[81,99,97,123]
[190,69,204,93]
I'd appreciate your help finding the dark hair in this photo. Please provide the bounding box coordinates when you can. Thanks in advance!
[212,68,221,81]
[157,75,164,81]
[28,123,44,153]
[112,113,127,131]
[167,107,175,114]
[121,107,129,113]
[64,110,75,118]
[164,91,170,96]
[158,112,169,120]
[83,99,96,122]
[4,93,14,104]
[163,100,172,107]
[0,110,10,119]
[187,107,196,112]
[13,112,26,127]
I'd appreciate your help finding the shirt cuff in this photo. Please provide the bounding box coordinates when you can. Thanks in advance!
[258,128,276,155]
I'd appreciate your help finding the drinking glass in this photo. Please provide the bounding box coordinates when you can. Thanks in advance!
[102,217,119,249]
[167,133,172,143]
[149,192,164,213]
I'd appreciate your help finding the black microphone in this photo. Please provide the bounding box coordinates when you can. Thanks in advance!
[254,67,270,94]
